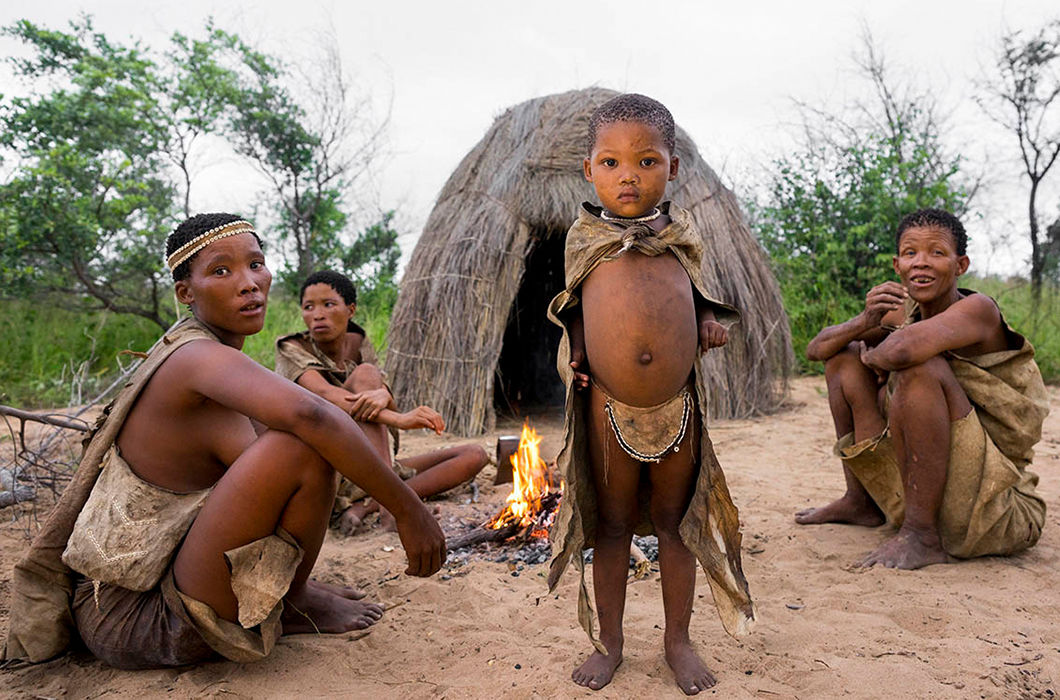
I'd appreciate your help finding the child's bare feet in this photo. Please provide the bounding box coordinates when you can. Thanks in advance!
[572,649,623,690]
[665,640,716,695]
[856,527,952,569]
[794,493,884,526]
[281,580,384,634]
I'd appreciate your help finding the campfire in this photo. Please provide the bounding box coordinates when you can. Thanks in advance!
[447,422,562,551]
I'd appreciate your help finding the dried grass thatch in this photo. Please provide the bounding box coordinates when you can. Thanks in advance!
[386,88,792,436]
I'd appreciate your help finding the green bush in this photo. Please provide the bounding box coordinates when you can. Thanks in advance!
[0,299,159,408]
[1,286,395,409]
[964,276,1060,384]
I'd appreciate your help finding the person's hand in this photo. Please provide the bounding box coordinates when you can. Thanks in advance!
[570,345,591,391]
[395,406,445,434]
[699,319,728,352]
[348,387,391,421]
[856,340,887,385]
[394,500,446,577]
[863,281,907,327]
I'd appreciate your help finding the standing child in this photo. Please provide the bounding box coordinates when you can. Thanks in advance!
[547,94,754,695]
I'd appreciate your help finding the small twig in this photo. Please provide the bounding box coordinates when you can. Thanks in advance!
[0,405,91,432]
[1003,654,1043,666]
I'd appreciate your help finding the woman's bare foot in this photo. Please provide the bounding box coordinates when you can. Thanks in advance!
[572,649,623,691]
[665,640,716,695]
[378,506,398,533]
[281,582,384,634]
[309,578,366,600]
[795,492,885,526]
[337,507,364,537]
[857,527,952,569]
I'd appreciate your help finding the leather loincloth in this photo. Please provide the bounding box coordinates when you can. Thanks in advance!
[597,380,692,463]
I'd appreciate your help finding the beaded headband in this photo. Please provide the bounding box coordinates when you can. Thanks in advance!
[166,220,257,273]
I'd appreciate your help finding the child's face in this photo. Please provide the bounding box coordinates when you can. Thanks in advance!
[892,225,969,304]
[583,120,678,218]
[301,282,355,344]
[175,232,271,347]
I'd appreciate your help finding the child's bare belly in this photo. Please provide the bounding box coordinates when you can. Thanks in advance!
[581,251,698,407]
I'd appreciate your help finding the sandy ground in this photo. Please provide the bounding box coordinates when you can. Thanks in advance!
[1,375,1058,699]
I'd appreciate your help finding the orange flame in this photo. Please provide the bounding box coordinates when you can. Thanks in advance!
[486,422,562,534]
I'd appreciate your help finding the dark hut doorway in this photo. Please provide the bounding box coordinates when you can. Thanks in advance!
[494,231,567,416]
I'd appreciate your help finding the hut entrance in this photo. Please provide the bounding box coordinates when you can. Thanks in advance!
[494,231,567,416]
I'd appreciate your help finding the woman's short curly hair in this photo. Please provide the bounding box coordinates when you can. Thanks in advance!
[896,208,968,256]
[300,269,357,306]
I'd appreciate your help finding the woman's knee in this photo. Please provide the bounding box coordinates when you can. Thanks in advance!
[891,356,969,420]
[823,343,863,377]
[346,363,384,392]
[255,431,333,489]
[891,356,950,392]
[458,444,488,477]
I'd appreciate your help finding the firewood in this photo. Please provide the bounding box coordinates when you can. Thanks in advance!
[446,523,521,550]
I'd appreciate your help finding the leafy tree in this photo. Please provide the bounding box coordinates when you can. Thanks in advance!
[344,210,399,300]
[0,18,178,329]
[977,19,1060,301]
[751,38,973,370]
[1,18,397,334]
[342,211,401,352]
[158,26,244,217]
[213,31,389,289]
[1047,213,1060,280]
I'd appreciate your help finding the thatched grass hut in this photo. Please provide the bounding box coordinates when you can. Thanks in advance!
[386,88,792,436]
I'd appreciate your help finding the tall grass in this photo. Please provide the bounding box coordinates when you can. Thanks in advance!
[2,273,1054,410]
[0,300,160,408]
[965,276,1060,383]
[1,288,394,409]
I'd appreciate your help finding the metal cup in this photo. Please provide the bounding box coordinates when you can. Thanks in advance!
[495,435,519,485]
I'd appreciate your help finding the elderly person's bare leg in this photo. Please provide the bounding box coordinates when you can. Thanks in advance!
[858,356,968,569]
[796,343,886,526]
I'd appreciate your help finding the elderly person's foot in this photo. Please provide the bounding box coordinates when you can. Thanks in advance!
[857,527,952,569]
[795,492,884,526]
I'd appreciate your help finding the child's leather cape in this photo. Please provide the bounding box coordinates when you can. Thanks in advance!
[546,202,755,650]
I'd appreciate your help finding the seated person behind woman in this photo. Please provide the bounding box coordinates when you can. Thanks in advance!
[275,270,488,535]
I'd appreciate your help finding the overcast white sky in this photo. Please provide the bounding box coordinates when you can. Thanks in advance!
[2,0,1059,276]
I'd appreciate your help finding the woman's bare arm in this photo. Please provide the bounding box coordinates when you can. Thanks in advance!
[862,293,1003,371]
[806,281,905,362]
[176,342,445,575]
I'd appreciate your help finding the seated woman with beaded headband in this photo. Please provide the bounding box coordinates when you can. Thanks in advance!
[2,213,446,670]
[275,269,488,535]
